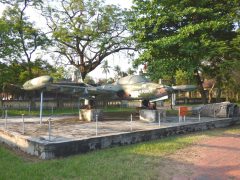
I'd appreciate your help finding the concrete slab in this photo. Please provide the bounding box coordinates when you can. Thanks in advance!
[139,109,166,122]
[79,109,103,121]
[0,115,239,159]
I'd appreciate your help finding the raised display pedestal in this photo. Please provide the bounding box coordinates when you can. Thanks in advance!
[79,109,103,121]
[139,109,166,122]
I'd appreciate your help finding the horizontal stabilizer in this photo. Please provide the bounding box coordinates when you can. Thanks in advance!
[150,95,169,102]
[172,85,197,92]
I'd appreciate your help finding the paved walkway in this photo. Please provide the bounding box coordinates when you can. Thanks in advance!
[170,134,240,180]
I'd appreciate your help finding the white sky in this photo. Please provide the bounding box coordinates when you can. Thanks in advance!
[89,0,136,81]
[0,0,138,81]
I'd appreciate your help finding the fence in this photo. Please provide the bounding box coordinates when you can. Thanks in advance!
[176,98,226,105]
[0,99,142,110]
[1,107,237,144]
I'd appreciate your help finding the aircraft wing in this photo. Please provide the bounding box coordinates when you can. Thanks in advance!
[172,85,197,92]
[149,95,169,102]
[45,83,87,94]
[22,76,116,97]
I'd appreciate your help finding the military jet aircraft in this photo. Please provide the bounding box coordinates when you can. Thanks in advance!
[98,75,171,99]
[22,74,196,102]
[21,75,197,123]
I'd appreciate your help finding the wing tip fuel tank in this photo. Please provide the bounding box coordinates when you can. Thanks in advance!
[23,75,53,90]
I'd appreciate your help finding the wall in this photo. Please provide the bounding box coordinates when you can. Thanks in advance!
[0,99,142,110]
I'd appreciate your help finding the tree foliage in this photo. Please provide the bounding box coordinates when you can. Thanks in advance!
[113,65,122,79]
[84,75,95,84]
[0,60,64,95]
[0,0,50,78]
[127,67,136,75]
[43,0,134,80]
[0,19,20,59]
[130,0,240,103]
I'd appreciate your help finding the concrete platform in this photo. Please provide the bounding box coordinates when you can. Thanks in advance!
[0,115,239,159]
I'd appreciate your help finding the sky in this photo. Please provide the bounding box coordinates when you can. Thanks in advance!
[0,0,137,81]
[89,0,136,81]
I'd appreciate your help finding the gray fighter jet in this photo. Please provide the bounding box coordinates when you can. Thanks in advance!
[22,75,196,102]
[21,75,197,123]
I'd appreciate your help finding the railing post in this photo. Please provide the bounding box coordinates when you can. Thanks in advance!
[158,112,161,127]
[28,105,31,115]
[51,105,54,115]
[48,118,51,141]
[130,114,133,132]
[40,91,43,125]
[5,110,7,129]
[178,108,181,123]
[95,114,98,136]
[22,114,25,134]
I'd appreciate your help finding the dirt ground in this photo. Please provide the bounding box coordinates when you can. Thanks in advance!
[158,134,240,180]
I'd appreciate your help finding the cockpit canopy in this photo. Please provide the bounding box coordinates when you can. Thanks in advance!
[117,75,150,85]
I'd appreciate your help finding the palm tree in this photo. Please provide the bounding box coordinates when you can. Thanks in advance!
[127,68,136,75]
[101,61,111,80]
[113,65,122,79]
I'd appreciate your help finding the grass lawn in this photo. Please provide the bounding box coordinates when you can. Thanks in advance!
[0,125,239,179]
[2,107,136,117]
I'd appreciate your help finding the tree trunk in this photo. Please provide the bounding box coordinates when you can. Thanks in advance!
[216,76,222,102]
[80,71,87,81]
[208,82,215,103]
[226,90,229,101]
[194,69,207,104]
[27,62,33,79]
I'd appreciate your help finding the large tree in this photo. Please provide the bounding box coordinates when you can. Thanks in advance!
[130,0,240,103]
[0,0,49,79]
[43,0,134,80]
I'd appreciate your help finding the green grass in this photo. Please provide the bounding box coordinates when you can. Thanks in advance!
[3,108,79,116]
[102,107,136,113]
[2,107,136,117]
[0,125,239,179]
[176,104,203,107]
[166,109,179,116]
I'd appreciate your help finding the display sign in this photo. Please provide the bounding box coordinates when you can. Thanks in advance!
[179,106,188,116]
